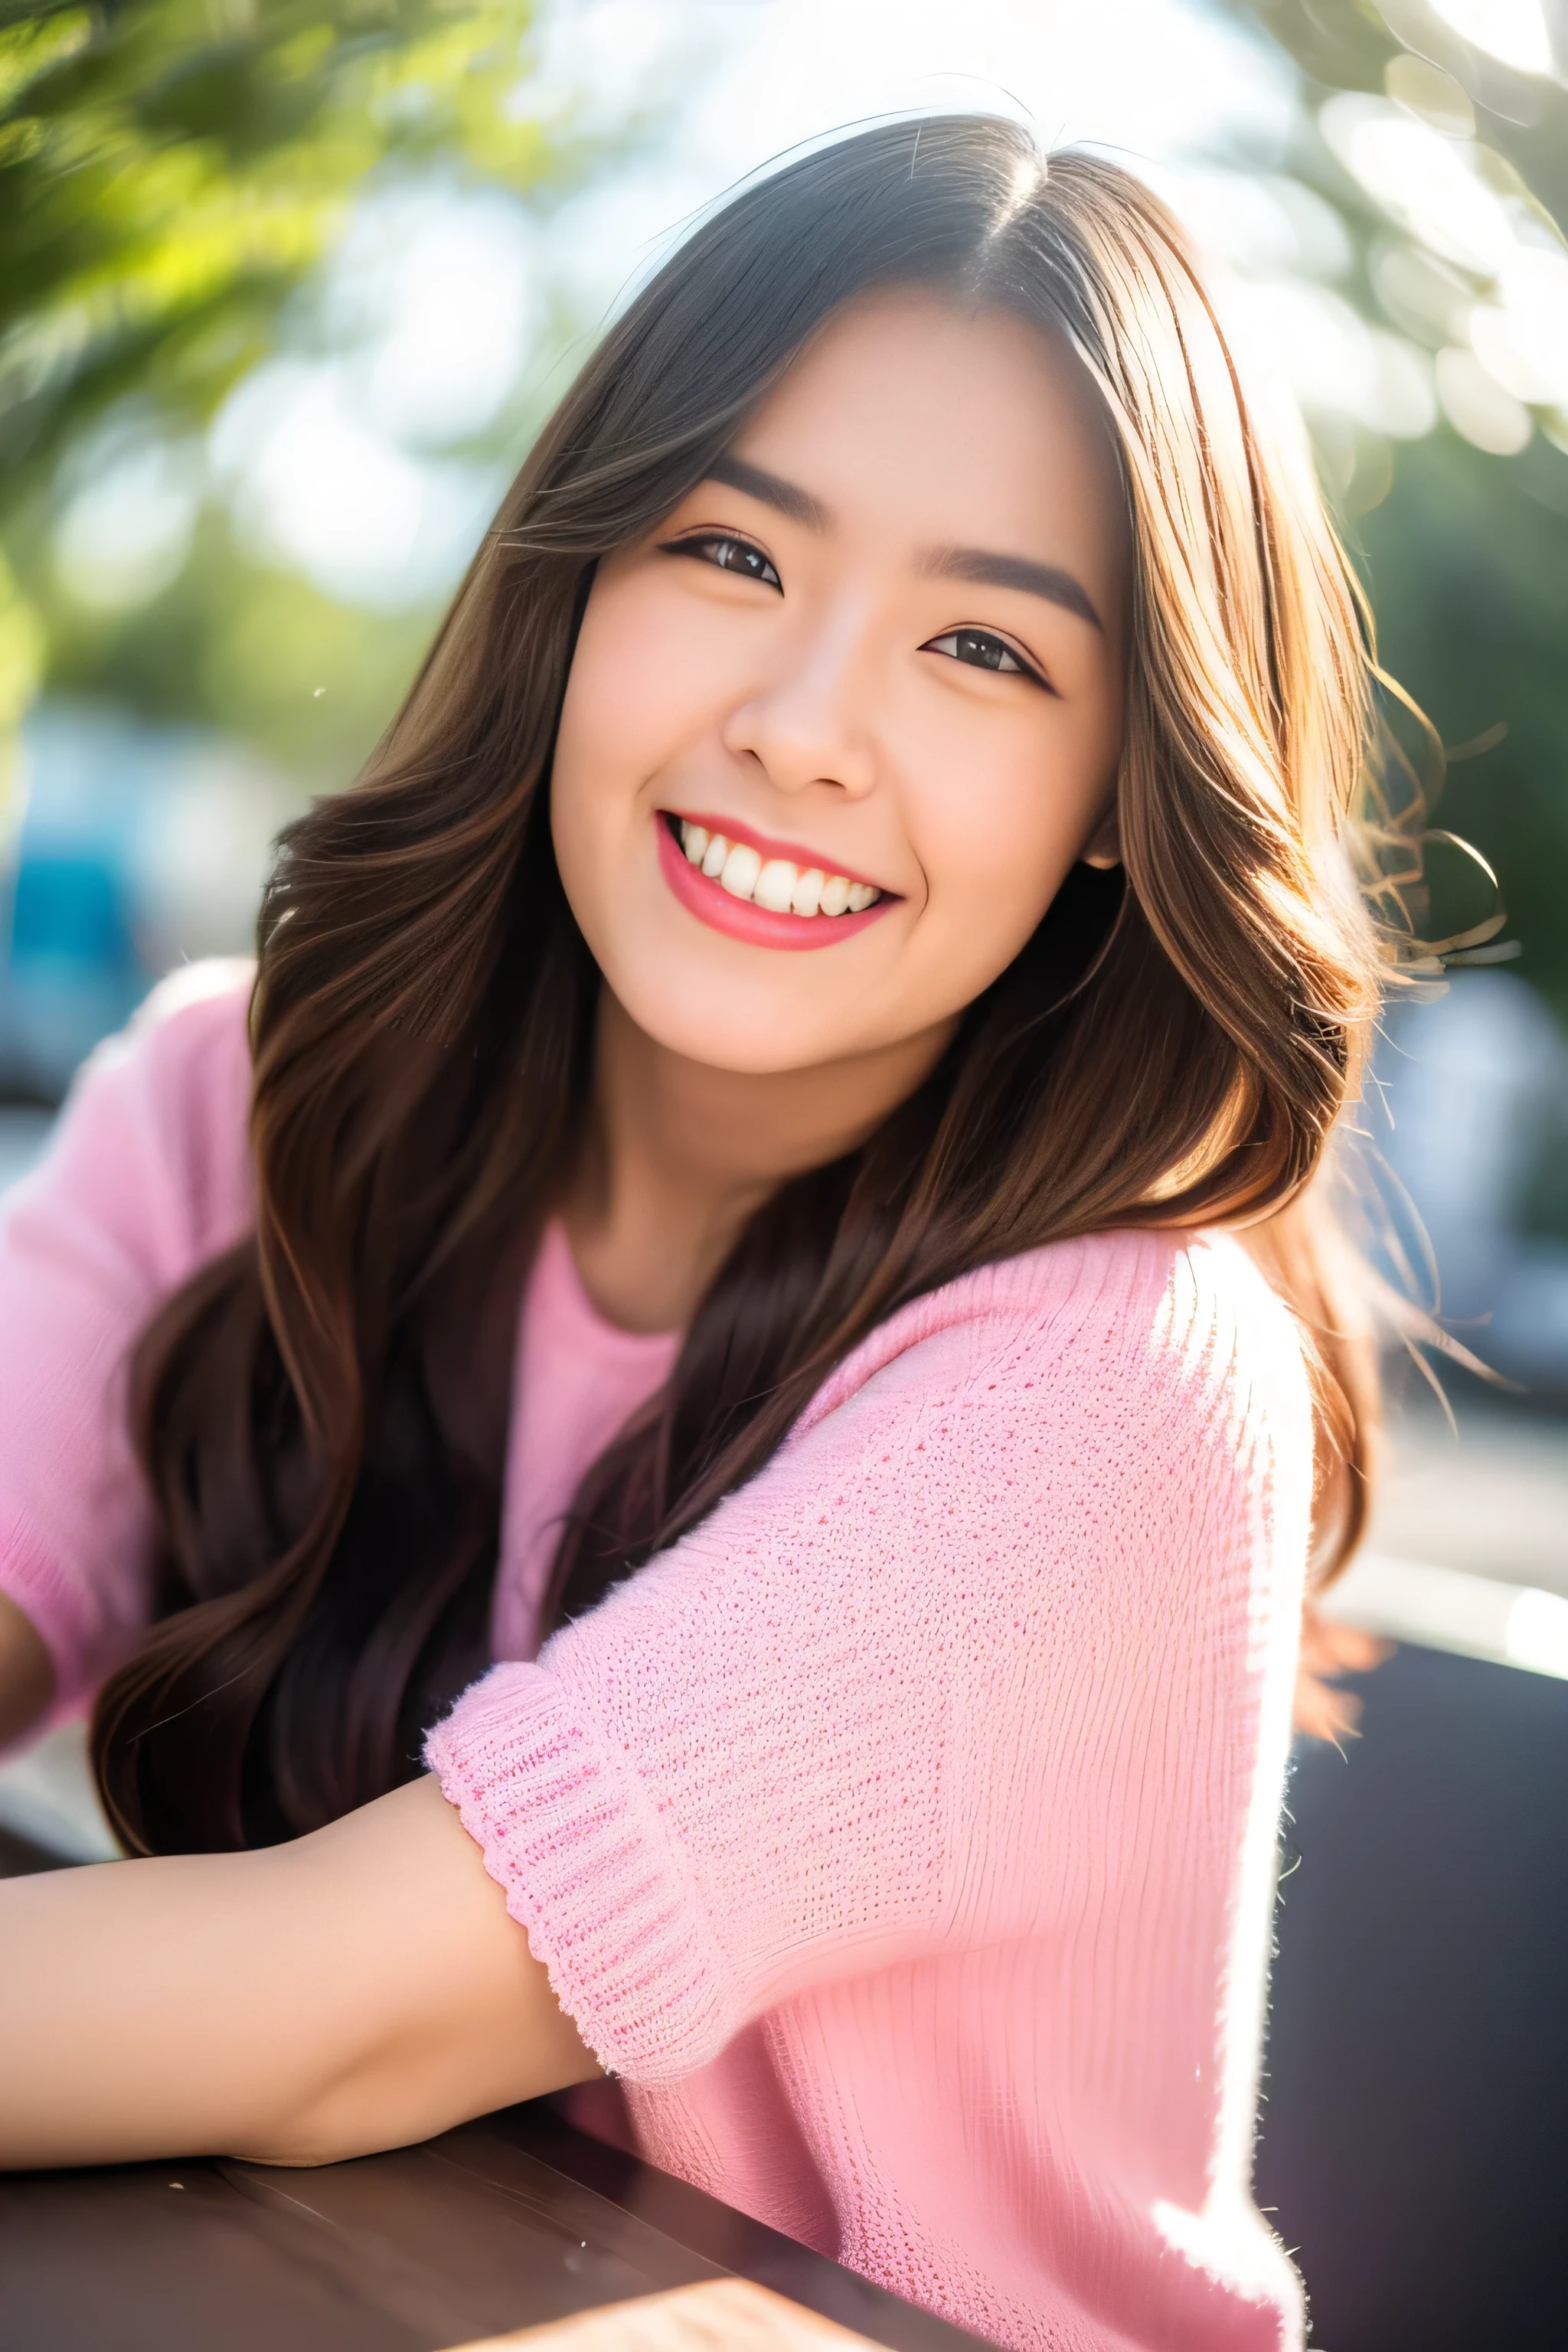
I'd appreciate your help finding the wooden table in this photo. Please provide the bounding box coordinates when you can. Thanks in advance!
[0,1831,987,2352]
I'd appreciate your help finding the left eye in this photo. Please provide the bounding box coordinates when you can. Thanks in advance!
[923,629,1033,676]
[671,535,782,589]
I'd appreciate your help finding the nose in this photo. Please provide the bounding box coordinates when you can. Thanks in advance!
[720,603,880,801]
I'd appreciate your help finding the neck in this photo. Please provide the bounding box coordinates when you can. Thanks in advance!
[560,986,956,1333]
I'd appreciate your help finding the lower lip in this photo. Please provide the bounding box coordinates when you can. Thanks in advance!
[655,819,896,952]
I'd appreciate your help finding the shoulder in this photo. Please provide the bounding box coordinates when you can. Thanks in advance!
[84,956,255,1095]
[766,1229,1315,1634]
[795,1227,1312,1463]
[19,959,256,1276]
[81,956,253,1180]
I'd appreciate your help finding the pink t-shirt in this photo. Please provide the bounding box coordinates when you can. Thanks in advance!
[0,967,1314,2352]
[495,1222,678,1662]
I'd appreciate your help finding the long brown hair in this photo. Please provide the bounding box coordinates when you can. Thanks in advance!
[93,117,1394,1856]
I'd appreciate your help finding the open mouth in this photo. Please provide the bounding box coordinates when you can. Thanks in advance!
[656,812,897,951]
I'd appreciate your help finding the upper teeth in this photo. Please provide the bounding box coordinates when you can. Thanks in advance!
[678,822,880,916]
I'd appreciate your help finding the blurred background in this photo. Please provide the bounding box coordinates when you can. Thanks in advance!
[2,1,1567,2341]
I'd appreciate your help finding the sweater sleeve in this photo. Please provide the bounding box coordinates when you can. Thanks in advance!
[426,1230,1313,2085]
[0,961,255,1733]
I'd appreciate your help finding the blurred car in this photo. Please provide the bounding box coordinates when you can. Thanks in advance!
[0,700,295,1106]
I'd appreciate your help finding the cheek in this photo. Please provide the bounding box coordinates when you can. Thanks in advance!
[550,581,676,924]
[905,699,1116,954]
[554,574,714,816]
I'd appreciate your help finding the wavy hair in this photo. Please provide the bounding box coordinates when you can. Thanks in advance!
[95,116,1394,1854]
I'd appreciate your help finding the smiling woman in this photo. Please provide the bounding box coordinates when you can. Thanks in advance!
[551,296,1125,1099]
[0,117,1395,2352]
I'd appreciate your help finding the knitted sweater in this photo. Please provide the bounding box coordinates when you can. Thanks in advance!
[1,966,1312,2352]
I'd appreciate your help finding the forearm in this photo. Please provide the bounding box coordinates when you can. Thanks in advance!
[0,1775,599,2170]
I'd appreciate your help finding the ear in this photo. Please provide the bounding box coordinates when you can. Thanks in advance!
[1080,800,1121,873]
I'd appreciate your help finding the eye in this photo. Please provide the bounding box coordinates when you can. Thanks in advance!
[923,628,1045,684]
[663,533,782,590]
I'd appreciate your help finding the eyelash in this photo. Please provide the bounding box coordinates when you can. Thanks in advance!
[662,532,1050,691]
[922,629,1048,690]
[662,532,782,589]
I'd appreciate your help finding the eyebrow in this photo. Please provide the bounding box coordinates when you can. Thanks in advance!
[700,454,1102,632]
[920,544,1103,632]
[704,452,831,532]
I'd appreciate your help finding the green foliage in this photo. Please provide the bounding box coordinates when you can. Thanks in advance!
[0,0,578,806]
[1229,0,1568,1018]
[1238,0,1568,227]
[1357,429,1568,1018]
[0,0,555,483]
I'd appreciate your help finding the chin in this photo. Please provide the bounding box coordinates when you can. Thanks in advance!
[608,948,848,1071]
[588,890,911,1076]
[632,997,847,1076]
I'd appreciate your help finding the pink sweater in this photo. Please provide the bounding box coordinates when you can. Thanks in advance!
[1,967,1312,2352]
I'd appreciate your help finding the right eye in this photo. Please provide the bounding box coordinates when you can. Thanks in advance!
[663,534,782,590]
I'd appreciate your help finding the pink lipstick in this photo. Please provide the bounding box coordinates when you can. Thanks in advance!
[655,812,897,952]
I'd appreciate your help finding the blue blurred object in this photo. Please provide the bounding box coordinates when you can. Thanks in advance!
[11,855,137,971]
[0,701,292,1102]
[0,710,150,1099]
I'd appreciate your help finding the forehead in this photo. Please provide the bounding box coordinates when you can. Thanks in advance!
[730,289,1128,604]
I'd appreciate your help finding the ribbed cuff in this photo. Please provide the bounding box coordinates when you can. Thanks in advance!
[424,1661,737,2083]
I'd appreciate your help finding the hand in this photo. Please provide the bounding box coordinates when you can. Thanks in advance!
[0,1773,600,2170]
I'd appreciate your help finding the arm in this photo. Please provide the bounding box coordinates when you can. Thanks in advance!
[0,1775,600,2171]
[0,1589,54,1751]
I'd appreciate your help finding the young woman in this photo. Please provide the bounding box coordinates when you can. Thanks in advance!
[0,117,1393,2352]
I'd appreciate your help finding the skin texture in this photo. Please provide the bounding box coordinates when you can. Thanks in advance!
[0,1778,599,2168]
[0,294,1136,2167]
